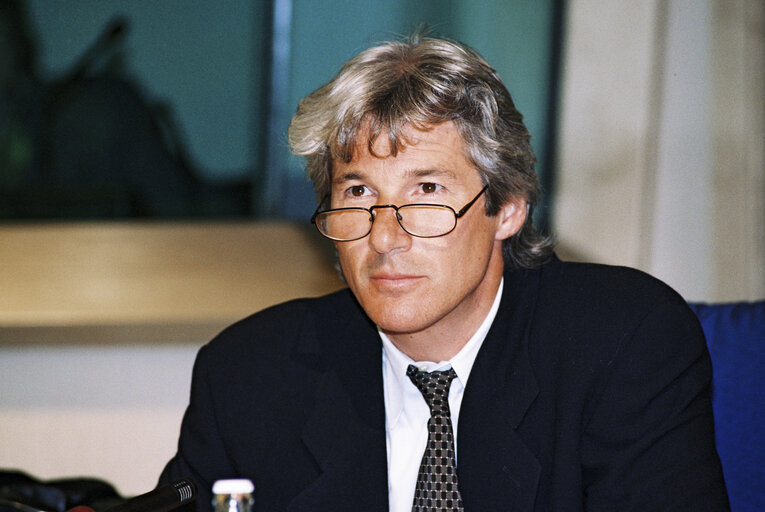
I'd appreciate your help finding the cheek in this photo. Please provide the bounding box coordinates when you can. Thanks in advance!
[445,223,497,269]
[335,242,365,281]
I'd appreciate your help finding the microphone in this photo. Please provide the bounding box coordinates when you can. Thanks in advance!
[103,479,196,512]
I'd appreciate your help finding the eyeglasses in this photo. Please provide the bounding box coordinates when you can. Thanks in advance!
[310,186,488,241]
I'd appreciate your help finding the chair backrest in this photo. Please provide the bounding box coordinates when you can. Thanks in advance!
[688,301,765,512]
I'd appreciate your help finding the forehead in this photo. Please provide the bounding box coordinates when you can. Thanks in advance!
[331,121,479,184]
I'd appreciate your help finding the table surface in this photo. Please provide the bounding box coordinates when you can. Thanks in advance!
[0,221,344,344]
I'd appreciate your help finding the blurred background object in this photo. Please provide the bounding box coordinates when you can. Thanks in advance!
[0,0,561,224]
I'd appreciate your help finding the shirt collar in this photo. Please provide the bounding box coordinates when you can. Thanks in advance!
[381,277,504,427]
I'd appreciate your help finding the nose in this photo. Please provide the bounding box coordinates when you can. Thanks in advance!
[367,206,411,254]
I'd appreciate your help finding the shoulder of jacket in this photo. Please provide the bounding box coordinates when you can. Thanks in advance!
[540,258,685,310]
[198,287,356,360]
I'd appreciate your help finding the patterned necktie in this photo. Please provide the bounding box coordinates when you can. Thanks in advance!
[407,364,464,512]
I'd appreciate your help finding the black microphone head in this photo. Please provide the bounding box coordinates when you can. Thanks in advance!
[104,479,196,512]
[171,479,196,505]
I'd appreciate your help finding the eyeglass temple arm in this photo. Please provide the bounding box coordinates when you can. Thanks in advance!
[309,195,330,223]
[455,185,488,218]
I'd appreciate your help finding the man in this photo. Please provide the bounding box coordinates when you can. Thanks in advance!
[160,34,729,511]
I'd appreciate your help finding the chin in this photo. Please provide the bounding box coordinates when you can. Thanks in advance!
[369,306,432,337]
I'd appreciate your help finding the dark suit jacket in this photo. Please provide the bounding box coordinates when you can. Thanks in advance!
[160,258,729,511]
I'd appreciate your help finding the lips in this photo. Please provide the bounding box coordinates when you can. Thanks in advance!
[368,272,424,290]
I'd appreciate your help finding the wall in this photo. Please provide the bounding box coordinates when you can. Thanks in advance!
[0,345,196,495]
[554,0,764,302]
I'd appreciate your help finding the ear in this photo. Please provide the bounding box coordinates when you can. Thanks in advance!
[494,197,527,242]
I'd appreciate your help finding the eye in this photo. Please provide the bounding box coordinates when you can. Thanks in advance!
[420,182,442,194]
[348,185,369,197]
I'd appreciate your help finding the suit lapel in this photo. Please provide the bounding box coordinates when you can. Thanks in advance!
[458,268,542,511]
[288,295,389,512]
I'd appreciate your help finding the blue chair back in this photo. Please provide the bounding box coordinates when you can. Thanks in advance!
[688,301,765,512]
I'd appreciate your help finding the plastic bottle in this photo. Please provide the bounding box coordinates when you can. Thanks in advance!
[212,479,255,512]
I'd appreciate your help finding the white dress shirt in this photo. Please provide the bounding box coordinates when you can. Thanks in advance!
[380,278,504,512]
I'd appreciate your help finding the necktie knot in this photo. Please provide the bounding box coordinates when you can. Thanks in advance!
[406,365,457,416]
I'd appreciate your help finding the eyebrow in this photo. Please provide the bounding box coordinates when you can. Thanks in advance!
[332,171,363,184]
[407,168,457,180]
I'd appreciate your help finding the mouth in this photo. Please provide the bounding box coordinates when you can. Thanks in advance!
[369,272,424,290]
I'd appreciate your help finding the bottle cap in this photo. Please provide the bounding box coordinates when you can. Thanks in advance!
[212,479,255,495]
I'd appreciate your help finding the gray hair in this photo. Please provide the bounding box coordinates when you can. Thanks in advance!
[288,33,554,269]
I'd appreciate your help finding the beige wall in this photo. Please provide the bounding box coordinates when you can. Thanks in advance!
[554,0,764,302]
[0,345,196,495]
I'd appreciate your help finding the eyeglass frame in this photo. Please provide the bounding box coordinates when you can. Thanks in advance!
[310,185,489,241]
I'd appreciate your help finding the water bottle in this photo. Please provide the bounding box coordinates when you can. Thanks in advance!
[212,479,255,512]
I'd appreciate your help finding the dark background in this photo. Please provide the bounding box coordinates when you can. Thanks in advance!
[1,0,563,226]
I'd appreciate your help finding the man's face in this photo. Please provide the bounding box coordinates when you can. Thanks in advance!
[331,121,526,358]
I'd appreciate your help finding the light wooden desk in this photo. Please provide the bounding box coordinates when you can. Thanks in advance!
[0,221,344,344]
